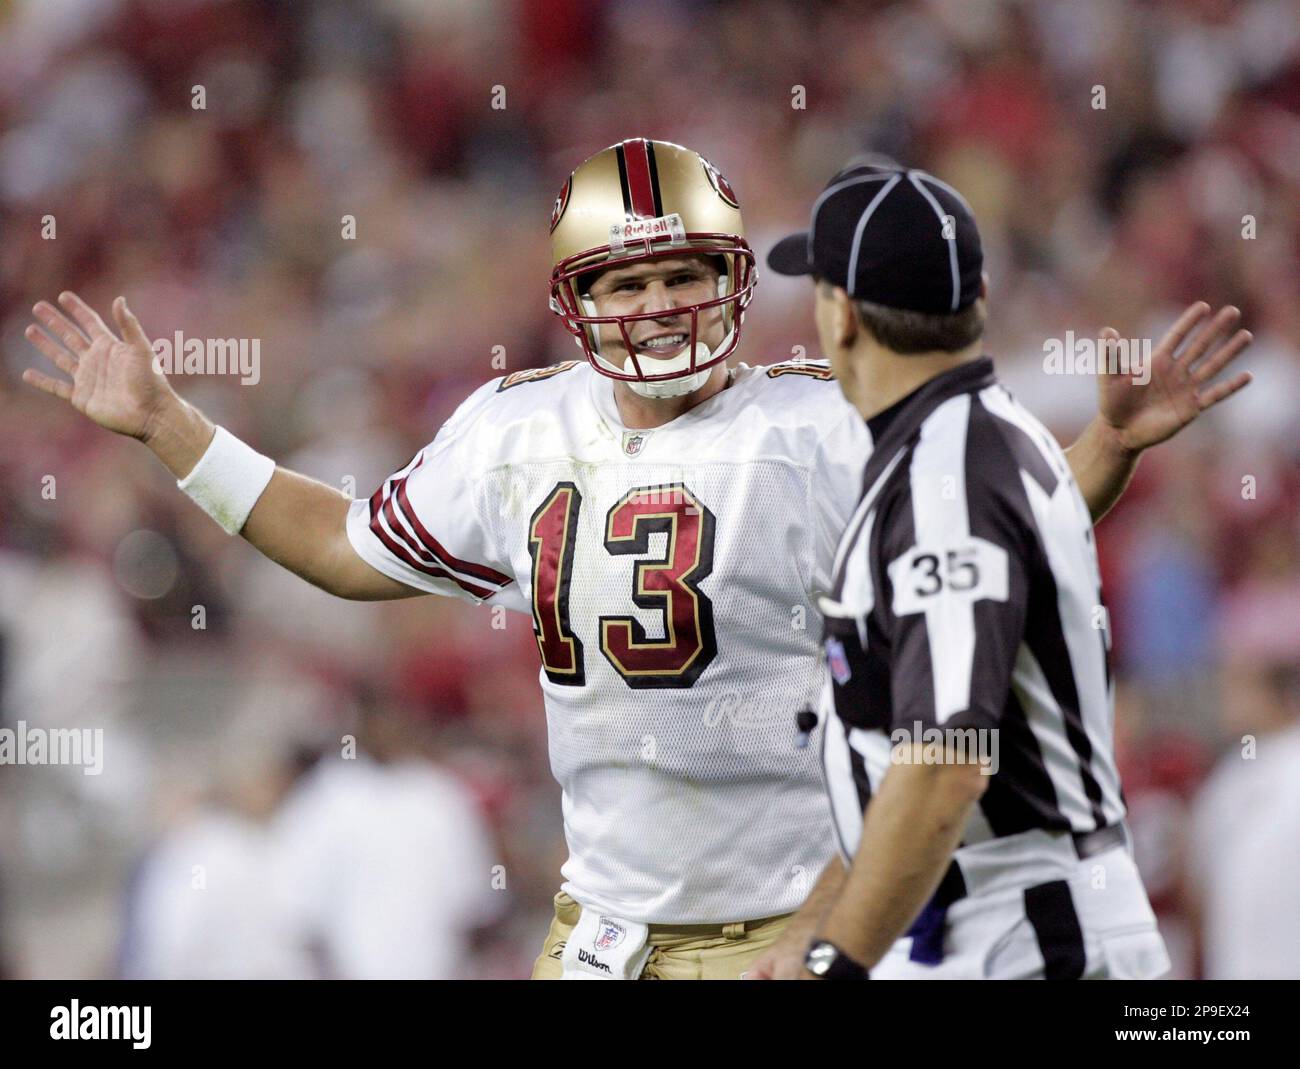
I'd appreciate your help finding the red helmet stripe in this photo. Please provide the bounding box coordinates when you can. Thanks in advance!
[617,139,660,219]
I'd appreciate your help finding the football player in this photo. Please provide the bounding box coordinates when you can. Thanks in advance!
[23,139,1246,979]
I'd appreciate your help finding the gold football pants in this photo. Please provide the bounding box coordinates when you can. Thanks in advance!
[531,891,792,980]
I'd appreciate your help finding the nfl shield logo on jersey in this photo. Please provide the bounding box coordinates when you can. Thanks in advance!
[622,431,647,456]
[826,636,851,685]
[594,917,626,951]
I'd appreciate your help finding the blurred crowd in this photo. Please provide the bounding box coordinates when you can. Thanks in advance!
[0,0,1297,978]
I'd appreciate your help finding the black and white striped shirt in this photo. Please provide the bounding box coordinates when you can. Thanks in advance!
[818,357,1126,860]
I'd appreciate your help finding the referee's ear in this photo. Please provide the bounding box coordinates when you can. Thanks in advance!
[822,279,859,350]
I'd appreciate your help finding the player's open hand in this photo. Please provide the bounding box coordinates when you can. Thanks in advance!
[23,291,177,442]
[1096,301,1252,453]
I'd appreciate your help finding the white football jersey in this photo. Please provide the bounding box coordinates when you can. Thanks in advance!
[346,360,871,923]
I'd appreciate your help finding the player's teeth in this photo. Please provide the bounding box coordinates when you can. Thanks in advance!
[641,335,686,350]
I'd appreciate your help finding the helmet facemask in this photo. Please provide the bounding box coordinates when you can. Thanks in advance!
[550,240,756,398]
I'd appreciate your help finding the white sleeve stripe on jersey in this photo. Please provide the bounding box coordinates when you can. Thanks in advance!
[905,393,977,722]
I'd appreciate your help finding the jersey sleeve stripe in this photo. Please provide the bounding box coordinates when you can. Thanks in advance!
[392,476,513,587]
[366,486,499,600]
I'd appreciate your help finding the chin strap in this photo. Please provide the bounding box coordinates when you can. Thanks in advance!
[581,276,733,398]
[623,345,713,398]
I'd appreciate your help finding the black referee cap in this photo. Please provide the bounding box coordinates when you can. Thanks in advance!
[768,162,983,314]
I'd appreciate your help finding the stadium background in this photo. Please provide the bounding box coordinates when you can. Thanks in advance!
[1,0,1297,979]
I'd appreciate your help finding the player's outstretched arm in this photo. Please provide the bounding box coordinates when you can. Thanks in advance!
[23,292,418,601]
[1065,301,1252,523]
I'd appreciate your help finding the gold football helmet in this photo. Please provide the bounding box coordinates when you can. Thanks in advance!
[548,138,757,397]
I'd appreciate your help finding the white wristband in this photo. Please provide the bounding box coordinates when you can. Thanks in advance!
[177,425,276,535]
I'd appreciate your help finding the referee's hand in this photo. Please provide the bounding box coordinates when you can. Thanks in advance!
[744,938,818,980]
[1096,301,1252,453]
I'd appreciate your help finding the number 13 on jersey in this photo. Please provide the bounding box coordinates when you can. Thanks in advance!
[528,482,719,689]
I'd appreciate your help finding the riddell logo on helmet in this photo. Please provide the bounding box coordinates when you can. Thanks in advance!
[608,213,686,252]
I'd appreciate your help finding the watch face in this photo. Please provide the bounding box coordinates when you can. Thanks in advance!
[806,943,836,976]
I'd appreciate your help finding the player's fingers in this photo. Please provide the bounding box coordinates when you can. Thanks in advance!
[1156,301,1210,357]
[1196,370,1252,411]
[1190,329,1252,384]
[57,290,116,342]
[112,296,152,351]
[1178,305,1239,364]
[33,300,90,354]
[24,324,79,376]
[21,367,74,401]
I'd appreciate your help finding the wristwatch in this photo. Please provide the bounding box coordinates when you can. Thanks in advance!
[804,939,869,980]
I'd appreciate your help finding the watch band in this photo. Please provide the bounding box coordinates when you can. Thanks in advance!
[804,939,870,980]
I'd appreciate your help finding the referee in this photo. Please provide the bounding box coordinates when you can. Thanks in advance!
[755,162,1251,980]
